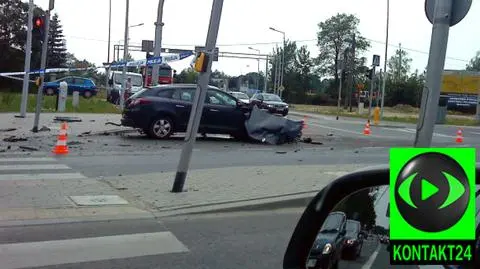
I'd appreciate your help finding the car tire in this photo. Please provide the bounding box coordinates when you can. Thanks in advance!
[148,116,174,139]
[282,111,288,117]
[45,88,55,96]
[83,91,92,98]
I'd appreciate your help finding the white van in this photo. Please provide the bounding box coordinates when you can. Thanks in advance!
[108,71,143,94]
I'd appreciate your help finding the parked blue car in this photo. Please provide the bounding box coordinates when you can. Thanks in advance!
[43,76,98,98]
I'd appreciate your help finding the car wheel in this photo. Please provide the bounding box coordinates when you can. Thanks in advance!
[45,88,55,96]
[148,116,174,139]
[83,91,92,98]
[282,111,288,117]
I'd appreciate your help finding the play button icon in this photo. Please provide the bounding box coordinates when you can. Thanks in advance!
[394,152,470,232]
[421,179,439,201]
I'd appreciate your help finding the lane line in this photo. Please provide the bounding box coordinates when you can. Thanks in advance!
[361,243,381,269]
[0,173,87,181]
[0,231,189,269]
[0,157,56,163]
[0,164,71,171]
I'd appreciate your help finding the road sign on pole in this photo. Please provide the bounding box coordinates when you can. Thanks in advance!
[195,46,219,61]
[141,40,154,52]
[415,0,470,147]
[172,0,224,193]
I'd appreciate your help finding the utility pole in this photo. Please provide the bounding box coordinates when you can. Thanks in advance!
[349,34,356,112]
[20,0,34,118]
[380,0,390,119]
[397,43,402,82]
[337,49,348,120]
[172,0,224,193]
[264,55,268,92]
[106,0,112,97]
[280,34,286,98]
[151,0,165,86]
[368,66,376,120]
[32,8,52,132]
[273,49,279,94]
[120,0,129,110]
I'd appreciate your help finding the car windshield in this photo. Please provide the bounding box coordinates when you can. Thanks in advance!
[233,93,249,99]
[319,213,343,232]
[346,221,360,235]
[262,94,282,102]
[114,74,143,86]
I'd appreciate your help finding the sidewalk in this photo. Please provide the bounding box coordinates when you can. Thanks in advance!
[0,164,364,225]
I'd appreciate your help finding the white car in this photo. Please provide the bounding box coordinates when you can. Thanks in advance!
[229,91,250,104]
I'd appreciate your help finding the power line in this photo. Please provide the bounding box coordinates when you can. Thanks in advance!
[65,35,470,63]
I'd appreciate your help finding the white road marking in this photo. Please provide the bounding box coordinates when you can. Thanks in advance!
[0,157,56,163]
[0,173,86,181]
[0,164,70,171]
[361,243,381,269]
[308,122,387,138]
[471,131,480,135]
[0,231,189,269]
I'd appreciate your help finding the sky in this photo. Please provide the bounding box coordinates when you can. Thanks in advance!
[32,0,480,76]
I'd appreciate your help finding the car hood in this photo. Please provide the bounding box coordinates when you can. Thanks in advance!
[239,98,250,103]
[313,233,339,247]
[263,101,287,106]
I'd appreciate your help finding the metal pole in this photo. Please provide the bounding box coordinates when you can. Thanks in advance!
[368,66,375,119]
[120,0,129,110]
[380,0,389,119]
[273,49,279,94]
[172,0,224,193]
[151,0,165,86]
[398,43,402,82]
[257,57,260,90]
[264,55,268,92]
[349,34,356,112]
[106,0,112,98]
[32,10,50,132]
[20,0,34,118]
[414,0,452,147]
[280,33,285,98]
[336,69,343,120]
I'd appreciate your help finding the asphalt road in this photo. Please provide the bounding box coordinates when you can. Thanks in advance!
[0,209,421,269]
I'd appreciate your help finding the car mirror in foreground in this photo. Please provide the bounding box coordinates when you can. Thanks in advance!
[283,164,480,269]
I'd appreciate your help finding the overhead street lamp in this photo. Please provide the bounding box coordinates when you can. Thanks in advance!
[248,47,261,90]
[269,27,286,98]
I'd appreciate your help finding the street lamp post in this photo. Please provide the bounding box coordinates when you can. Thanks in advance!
[248,47,260,90]
[152,0,166,86]
[380,0,390,120]
[269,27,286,98]
[120,0,130,110]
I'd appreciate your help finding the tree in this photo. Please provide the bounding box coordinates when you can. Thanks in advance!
[387,47,412,82]
[47,13,67,68]
[466,51,480,71]
[290,45,314,103]
[316,13,370,90]
[268,40,297,93]
[333,188,377,230]
[175,68,198,84]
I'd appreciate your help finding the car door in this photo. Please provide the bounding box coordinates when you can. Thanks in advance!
[171,88,196,132]
[64,77,75,94]
[201,90,242,133]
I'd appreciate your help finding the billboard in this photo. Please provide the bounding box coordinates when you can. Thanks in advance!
[441,70,480,95]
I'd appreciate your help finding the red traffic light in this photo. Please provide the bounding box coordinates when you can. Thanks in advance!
[34,17,44,28]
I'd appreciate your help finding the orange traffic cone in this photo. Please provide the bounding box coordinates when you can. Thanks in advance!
[363,121,371,136]
[302,116,308,130]
[455,128,463,144]
[52,122,69,155]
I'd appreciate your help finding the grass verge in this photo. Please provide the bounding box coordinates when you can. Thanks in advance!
[0,92,119,114]
[291,104,479,126]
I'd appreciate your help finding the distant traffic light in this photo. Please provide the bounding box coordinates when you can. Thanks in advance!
[32,15,46,41]
[365,68,373,80]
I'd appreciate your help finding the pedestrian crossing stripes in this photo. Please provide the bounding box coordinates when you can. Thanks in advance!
[0,157,86,181]
[0,231,189,269]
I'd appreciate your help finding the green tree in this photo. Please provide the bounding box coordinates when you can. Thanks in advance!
[316,13,370,94]
[47,13,67,68]
[289,45,314,103]
[466,51,480,71]
[175,68,198,83]
[268,40,297,93]
[387,46,412,83]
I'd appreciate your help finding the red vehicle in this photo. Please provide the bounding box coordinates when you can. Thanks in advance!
[142,63,173,86]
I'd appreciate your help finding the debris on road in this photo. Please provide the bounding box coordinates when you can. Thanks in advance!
[0,128,16,132]
[302,137,313,143]
[53,116,82,122]
[105,121,122,127]
[245,107,302,145]
[19,145,39,151]
[78,131,92,137]
[276,151,287,154]
[67,141,83,146]
[3,136,27,142]
[39,126,51,132]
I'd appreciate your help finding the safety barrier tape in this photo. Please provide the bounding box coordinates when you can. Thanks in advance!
[0,51,194,77]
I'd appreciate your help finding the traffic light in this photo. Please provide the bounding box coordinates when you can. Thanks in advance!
[193,52,209,73]
[365,68,373,80]
[32,15,46,41]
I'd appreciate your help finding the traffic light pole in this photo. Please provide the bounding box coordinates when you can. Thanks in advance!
[20,0,34,118]
[414,0,452,147]
[368,66,375,120]
[120,0,129,110]
[172,0,224,193]
[32,11,50,133]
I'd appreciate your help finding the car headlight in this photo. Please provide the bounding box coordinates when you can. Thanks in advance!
[322,243,332,254]
[285,105,289,108]
[346,239,355,244]
[267,104,273,108]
